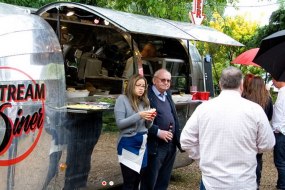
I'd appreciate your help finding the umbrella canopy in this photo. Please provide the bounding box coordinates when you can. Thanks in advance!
[231,48,260,67]
[253,30,285,81]
[256,30,285,56]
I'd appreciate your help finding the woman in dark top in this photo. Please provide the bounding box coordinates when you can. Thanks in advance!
[242,75,273,190]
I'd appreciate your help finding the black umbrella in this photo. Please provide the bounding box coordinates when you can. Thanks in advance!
[253,29,285,81]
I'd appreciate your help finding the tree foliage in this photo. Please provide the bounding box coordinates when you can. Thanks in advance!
[0,0,234,22]
[0,0,54,8]
[250,7,285,48]
[196,12,262,86]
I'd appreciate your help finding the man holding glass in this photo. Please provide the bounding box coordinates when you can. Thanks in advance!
[140,68,183,190]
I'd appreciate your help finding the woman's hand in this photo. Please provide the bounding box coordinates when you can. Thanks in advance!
[139,109,157,121]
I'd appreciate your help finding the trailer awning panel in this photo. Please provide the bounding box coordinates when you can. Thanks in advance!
[162,19,243,46]
[36,2,243,46]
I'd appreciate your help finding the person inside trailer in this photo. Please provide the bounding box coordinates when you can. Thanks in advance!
[122,42,157,79]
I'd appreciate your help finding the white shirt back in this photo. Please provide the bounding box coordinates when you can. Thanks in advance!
[180,90,275,190]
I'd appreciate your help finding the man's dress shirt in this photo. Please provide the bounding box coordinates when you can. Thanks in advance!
[271,86,285,135]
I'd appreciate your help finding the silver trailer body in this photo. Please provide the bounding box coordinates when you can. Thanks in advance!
[0,2,242,189]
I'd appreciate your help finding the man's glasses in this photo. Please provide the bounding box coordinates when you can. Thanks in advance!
[155,77,171,83]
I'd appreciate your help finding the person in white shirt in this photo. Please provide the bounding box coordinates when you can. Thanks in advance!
[180,66,275,190]
[271,78,285,190]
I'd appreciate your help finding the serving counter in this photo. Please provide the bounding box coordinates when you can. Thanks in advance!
[64,95,116,188]
[65,94,203,128]
[43,95,116,189]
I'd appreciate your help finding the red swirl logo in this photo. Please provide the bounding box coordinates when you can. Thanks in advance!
[0,66,45,166]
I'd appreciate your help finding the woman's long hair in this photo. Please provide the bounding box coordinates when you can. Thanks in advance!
[125,74,150,112]
[242,73,255,96]
[242,75,270,109]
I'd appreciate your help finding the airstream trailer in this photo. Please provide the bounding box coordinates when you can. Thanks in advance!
[0,2,243,189]
[0,3,66,190]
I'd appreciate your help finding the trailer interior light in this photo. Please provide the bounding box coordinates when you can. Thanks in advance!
[66,11,75,16]
[104,20,109,25]
[94,18,100,24]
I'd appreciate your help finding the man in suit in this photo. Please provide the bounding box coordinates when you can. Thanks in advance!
[140,68,183,190]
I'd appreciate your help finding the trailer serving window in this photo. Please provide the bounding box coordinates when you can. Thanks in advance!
[142,58,186,93]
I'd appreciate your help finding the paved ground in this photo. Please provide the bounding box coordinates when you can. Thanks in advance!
[0,131,277,190]
[92,133,278,190]
[168,151,277,190]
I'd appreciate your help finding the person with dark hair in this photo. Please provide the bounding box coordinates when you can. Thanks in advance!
[122,43,157,78]
[140,68,183,190]
[242,75,273,189]
[114,74,156,190]
[271,78,285,190]
[180,66,275,190]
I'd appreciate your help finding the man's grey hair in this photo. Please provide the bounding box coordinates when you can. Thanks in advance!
[219,66,243,89]
[153,68,171,78]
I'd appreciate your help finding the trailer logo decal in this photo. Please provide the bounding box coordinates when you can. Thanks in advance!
[0,66,45,166]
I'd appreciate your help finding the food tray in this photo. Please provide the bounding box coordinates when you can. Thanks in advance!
[67,102,112,110]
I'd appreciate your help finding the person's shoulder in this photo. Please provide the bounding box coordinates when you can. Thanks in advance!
[196,98,216,109]
[117,94,127,101]
[241,96,257,105]
[126,57,133,63]
[115,95,130,108]
[241,97,265,112]
[147,86,155,94]
[279,88,285,96]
